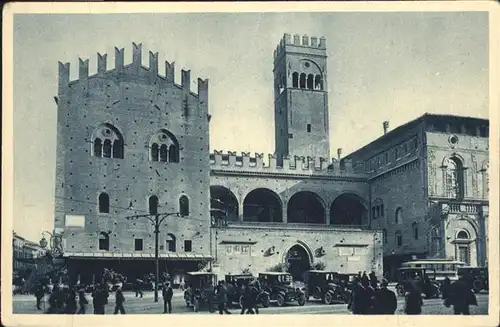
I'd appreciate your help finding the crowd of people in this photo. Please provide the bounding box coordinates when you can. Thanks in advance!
[28,269,480,315]
[347,271,479,315]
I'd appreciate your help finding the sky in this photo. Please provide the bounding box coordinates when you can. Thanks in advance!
[12,11,489,242]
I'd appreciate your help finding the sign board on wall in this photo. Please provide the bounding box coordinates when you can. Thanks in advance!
[65,215,85,228]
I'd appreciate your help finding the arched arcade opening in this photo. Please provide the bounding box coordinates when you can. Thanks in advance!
[287,191,325,224]
[330,193,368,226]
[210,186,239,223]
[285,244,312,281]
[243,188,283,223]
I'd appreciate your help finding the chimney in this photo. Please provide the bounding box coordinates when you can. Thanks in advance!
[383,121,389,135]
[337,148,342,160]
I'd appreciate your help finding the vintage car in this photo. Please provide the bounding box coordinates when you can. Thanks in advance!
[303,270,351,304]
[457,266,489,293]
[183,272,217,312]
[225,274,257,308]
[395,267,440,299]
[257,272,306,307]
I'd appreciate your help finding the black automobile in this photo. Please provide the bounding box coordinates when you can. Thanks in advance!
[257,272,306,307]
[457,266,489,293]
[183,272,217,312]
[224,274,256,308]
[303,270,350,304]
[395,267,440,299]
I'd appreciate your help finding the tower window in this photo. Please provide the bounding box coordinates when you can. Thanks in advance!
[134,239,143,251]
[307,74,314,90]
[288,133,293,139]
[166,234,176,252]
[299,73,306,89]
[307,124,311,133]
[99,232,110,251]
[184,240,192,252]
[98,192,109,213]
[179,195,190,217]
[149,195,158,215]
[292,72,299,88]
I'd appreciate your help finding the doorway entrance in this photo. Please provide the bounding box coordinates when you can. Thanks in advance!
[285,244,311,281]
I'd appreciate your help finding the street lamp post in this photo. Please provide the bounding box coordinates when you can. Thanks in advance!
[125,211,179,303]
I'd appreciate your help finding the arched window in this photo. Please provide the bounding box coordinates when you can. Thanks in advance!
[412,222,419,240]
[314,75,323,90]
[94,138,102,157]
[382,228,387,244]
[456,230,470,239]
[179,195,190,217]
[150,130,180,163]
[169,145,179,163]
[395,230,402,247]
[98,193,109,213]
[103,139,112,158]
[166,234,176,252]
[92,124,124,159]
[444,157,464,199]
[395,207,403,224]
[307,74,314,89]
[159,144,168,162]
[149,195,158,215]
[99,232,110,251]
[151,143,159,162]
[292,72,299,88]
[112,140,124,159]
[299,73,306,89]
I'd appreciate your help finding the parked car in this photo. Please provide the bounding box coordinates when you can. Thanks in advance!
[395,267,440,299]
[457,266,489,293]
[303,270,350,304]
[257,272,306,307]
[183,272,217,312]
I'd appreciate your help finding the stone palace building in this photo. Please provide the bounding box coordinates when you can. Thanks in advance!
[53,34,489,284]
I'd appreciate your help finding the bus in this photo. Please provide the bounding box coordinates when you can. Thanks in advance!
[400,259,466,281]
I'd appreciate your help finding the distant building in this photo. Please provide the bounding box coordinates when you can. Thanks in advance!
[53,34,487,284]
[13,232,45,272]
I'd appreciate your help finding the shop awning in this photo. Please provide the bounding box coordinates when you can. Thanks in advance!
[62,252,213,260]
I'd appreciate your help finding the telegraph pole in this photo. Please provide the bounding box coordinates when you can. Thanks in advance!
[125,211,179,303]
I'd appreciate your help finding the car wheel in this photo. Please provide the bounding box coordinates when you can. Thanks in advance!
[261,294,270,308]
[239,295,244,309]
[297,293,306,306]
[324,292,333,305]
[473,279,483,293]
[276,294,285,307]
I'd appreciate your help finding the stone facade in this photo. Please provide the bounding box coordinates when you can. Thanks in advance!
[345,115,489,277]
[53,34,488,284]
[54,44,212,281]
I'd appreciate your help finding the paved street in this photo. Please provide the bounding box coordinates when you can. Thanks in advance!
[13,289,488,315]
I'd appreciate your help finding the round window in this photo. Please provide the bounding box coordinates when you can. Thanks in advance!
[102,128,111,136]
[159,134,168,141]
[303,62,310,69]
[449,135,459,145]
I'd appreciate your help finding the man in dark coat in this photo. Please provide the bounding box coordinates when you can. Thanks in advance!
[77,289,88,314]
[240,286,255,314]
[404,281,423,315]
[162,282,174,314]
[348,278,372,314]
[445,277,477,315]
[34,283,45,310]
[92,283,108,314]
[372,279,397,314]
[113,285,126,314]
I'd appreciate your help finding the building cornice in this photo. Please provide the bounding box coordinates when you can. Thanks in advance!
[210,169,367,182]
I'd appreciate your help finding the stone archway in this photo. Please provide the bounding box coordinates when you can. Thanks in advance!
[285,244,312,281]
[330,193,368,226]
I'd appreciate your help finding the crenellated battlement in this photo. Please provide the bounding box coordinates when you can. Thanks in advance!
[209,151,366,177]
[274,33,326,60]
[57,42,209,97]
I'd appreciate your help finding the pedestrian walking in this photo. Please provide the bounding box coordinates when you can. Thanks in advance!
[445,276,477,315]
[92,283,108,314]
[240,286,255,314]
[77,289,88,314]
[162,282,174,314]
[441,277,451,299]
[134,279,144,298]
[64,288,77,314]
[34,283,45,311]
[348,278,372,314]
[113,285,126,314]
[403,282,423,315]
[372,279,397,314]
